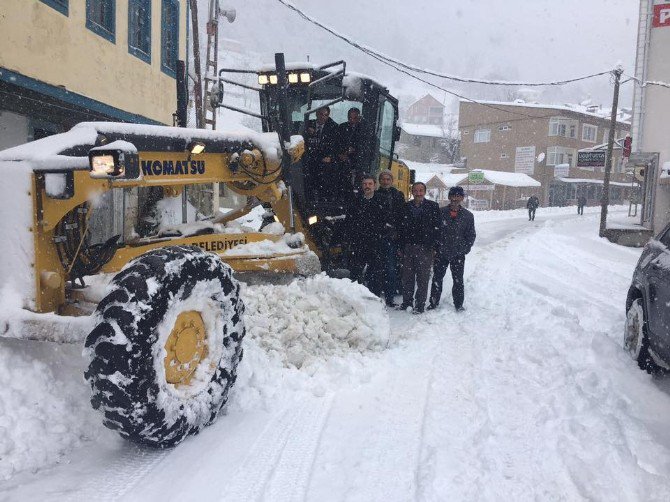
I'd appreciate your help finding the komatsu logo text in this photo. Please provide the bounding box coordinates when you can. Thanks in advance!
[141,160,206,176]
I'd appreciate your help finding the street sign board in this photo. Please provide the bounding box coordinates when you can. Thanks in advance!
[554,163,570,177]
[468,171,484,183]
[467,184,494,191]
[653,1,670,28]
[577,151,606,167]
[514,146,536,174]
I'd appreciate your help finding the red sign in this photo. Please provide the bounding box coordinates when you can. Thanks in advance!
[653,3,670,27]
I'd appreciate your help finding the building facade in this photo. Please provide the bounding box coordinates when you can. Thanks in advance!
[0,0,188,149]
[631,0,670,232]
[405,94,444,124]
[459,100,631,206]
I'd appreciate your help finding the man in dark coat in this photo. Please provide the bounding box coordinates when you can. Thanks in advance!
[337,107,374,194]
[303,106,340,200]
[527,194,540,221]
[577,194,587,215]
[344,175,386,296]
[376,169,405,306]
[428,186,476,312]
[397,182,441,314]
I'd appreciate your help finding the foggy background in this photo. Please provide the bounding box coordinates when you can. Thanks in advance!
[200,0,639,115]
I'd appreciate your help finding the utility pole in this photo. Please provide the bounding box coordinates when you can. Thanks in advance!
[189,0,204,128]
[599,67,623,238]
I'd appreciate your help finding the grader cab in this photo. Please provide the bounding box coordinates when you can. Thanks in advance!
[0,55,407,448]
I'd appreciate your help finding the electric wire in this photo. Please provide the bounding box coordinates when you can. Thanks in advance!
[273,0,616,120]
[274,0,614,87]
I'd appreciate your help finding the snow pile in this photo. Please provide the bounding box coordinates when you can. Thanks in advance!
[0,339,100,480]
[242,274,390,368]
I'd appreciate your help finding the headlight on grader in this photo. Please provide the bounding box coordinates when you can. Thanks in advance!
[88,142,139,179]
[90,154,121,177]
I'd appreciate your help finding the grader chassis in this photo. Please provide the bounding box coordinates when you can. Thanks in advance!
[0,56,407,447]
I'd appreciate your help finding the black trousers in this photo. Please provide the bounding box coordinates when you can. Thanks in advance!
[429,254,465,309]
[349,245,384,297]
[528,208,536,220]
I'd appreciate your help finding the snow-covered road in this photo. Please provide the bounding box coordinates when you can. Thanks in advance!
[3,207,670,501]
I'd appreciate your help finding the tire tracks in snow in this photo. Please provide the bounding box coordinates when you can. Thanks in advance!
[219,395,333,502]
[66,443,170,502]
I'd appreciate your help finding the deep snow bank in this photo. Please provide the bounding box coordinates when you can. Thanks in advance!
[0,274,389,480]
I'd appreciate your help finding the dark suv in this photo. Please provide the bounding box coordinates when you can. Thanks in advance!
[625,223,670,374]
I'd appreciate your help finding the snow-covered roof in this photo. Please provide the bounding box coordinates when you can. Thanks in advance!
[401,160,457,174]
[478,169,541,187]
[460,99,631,125]
[557,177,632,187]
[400,123,448,138]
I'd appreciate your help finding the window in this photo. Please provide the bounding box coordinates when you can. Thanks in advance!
[602,128,610,142]
[547,146,576,166]
[474,129,491,143]
[40,0,68,15]
[128,0,151,63]
[377,98,395,159]
[582,124,598,143]
[549,117,578,138]
[161,0,180,77]
[498,124,511,131]
[86,0,115,43]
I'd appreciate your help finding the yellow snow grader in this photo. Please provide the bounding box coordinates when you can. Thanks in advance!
[0,55,409,447]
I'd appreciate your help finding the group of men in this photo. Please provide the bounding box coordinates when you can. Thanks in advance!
[345,173,477,315]
[303,106,374,202]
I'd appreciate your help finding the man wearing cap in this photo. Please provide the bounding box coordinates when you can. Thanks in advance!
[428,185,476,312]
[397,182,441,314]
[376,169,406,306]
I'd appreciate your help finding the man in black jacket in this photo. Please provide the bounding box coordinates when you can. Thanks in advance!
[337,107,374,193]
[527,194,540,221]
[345,175,385,296]
[397,182,441,314]
[428,186,476,312]
[303,106,340,201]
[376,169,405,306]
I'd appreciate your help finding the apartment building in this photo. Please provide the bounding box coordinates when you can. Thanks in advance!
[459,100,631,206]
[630,0,670,233]
[0,0,187,149]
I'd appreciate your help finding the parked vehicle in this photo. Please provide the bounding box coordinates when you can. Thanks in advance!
[624,222,670,374]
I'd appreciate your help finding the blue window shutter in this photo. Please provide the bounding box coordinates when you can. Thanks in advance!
[161,0,179,78]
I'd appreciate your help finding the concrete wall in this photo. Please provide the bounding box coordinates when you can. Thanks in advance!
[636,0,670,232]
[0,0,187,125]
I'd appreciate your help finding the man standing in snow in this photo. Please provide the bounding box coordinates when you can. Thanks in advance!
[577,194,587,215]
[428,186,476,312]
[345,175,385,297]
[376,169,405,306]
[527,194,540,221]
[397,182,441,314]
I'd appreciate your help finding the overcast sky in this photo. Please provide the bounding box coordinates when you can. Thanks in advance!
[214,0,639,107]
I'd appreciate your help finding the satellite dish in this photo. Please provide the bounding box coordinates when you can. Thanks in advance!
[536,152,546,163]
[634,165,645,182]
[220,8,236,23]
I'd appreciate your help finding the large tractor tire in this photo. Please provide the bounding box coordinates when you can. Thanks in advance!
[84,246,245,447]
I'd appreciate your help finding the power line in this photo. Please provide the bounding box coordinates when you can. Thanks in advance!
[275,0,613,87]
[625,73,670,89]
